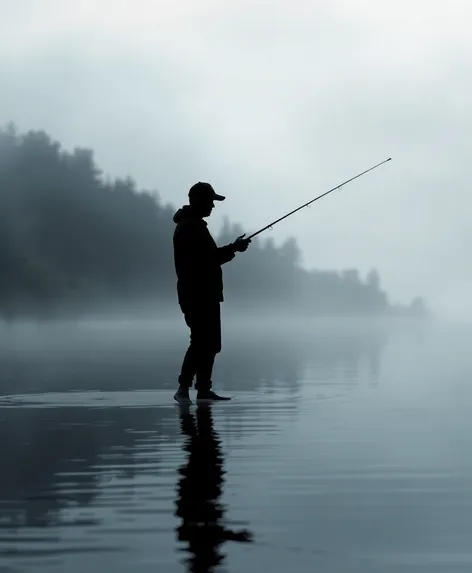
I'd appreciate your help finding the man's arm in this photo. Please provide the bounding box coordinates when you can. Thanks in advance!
[217,234,251,264]
[217,245,236,265]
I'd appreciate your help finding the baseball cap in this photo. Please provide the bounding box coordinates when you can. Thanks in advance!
[188,182,225,202]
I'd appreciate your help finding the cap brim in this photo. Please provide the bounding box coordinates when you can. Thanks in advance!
[213,193,225,201]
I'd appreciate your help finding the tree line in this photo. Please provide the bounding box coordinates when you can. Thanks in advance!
[0,124,427,320]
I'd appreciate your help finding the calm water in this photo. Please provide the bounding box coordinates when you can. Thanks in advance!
[1,318,471,572]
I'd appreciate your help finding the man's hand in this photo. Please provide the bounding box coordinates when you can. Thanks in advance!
[232,234,251,252]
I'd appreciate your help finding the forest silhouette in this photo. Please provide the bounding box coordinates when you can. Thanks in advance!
[0,124,427,320]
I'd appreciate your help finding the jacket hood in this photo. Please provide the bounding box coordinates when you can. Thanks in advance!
[173,205,205,224]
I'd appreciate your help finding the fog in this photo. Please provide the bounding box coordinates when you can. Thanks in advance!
[1,0,471,319]
[0,126,427,324]
[1,309,471,571]
[0,315,393,395]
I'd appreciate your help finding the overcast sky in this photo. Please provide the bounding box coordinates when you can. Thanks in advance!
[1,0,471,317]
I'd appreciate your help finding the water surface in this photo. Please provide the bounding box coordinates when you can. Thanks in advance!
[1,318,471,572]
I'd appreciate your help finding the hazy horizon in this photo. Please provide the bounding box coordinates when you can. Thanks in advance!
[1,0,471,319]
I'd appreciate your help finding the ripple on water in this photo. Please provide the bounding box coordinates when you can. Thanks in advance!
[2,323,472,572]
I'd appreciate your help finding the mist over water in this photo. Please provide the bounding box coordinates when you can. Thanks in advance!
[0,315,389,395]
[2,1,471,569]
[1,317,471,572]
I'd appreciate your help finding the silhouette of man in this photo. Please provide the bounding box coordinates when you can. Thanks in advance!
[173,182,251,403]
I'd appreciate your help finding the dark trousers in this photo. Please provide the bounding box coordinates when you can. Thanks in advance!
[178,302,222,391]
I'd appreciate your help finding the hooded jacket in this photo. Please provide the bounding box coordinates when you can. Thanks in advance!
[173,205,235,307]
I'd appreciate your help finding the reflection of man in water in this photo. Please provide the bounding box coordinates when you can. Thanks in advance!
[175,404,252,572]
[173,182,251,404]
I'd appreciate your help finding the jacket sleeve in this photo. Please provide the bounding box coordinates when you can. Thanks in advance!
[217,245,236,265]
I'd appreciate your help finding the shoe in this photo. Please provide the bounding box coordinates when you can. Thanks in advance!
[196,390,231,401]
[174,386,192,404]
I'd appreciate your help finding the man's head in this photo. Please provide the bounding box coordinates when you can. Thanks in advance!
[188,182,225,217]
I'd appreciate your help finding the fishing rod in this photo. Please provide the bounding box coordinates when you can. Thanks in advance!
[246,158,391,241]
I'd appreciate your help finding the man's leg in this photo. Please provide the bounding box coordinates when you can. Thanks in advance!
[194,352,216,392]
[174,305,200,403]
[195,304,230,401]
[178,345,198,389]
[175,302,230,402]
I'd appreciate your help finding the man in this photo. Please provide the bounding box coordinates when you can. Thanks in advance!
[173,182,251,404]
